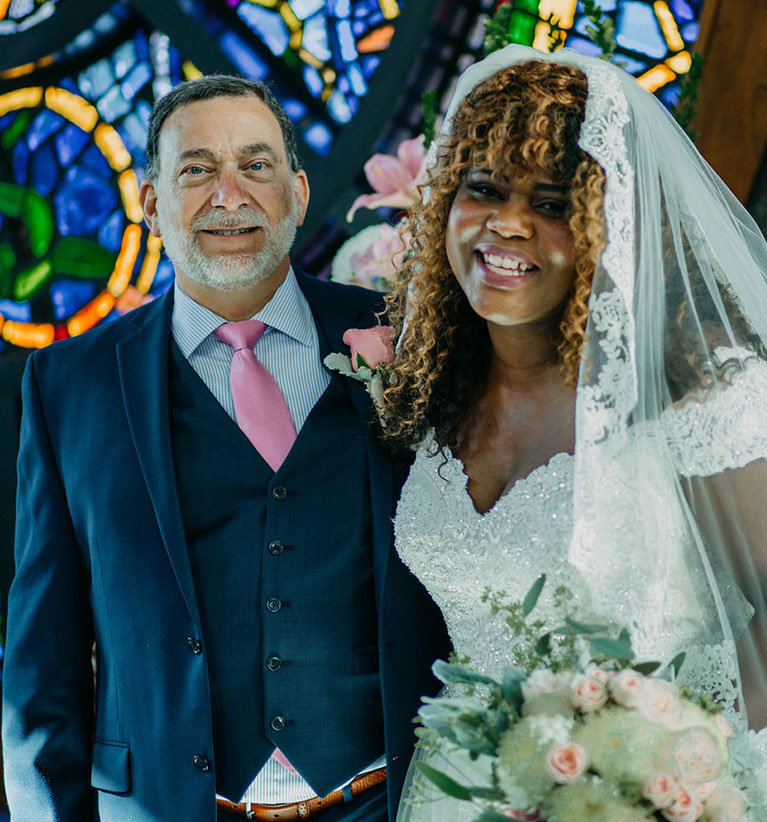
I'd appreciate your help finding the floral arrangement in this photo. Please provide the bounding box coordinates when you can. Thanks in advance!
[412,577,750,822]
[324,325,395,414]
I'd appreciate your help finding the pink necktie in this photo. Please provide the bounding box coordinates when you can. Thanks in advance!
[214,320,296,471]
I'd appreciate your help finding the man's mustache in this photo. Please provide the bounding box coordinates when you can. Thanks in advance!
[192,208,268,231]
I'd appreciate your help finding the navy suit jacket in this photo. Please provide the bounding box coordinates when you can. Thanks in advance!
[2,271,449,822]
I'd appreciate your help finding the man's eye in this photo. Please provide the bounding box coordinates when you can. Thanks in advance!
[248,161,266,171]
[182,166,206,176]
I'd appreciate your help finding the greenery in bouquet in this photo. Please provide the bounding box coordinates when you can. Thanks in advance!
[413,576,749,822]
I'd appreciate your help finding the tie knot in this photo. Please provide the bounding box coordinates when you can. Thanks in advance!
[214,320,267,352]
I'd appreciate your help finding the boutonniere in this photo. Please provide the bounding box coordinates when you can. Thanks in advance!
[324,326,396,418]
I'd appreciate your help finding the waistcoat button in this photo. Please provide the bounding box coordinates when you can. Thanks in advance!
[272,486,287,501]
[266,655,282,672]
[266,597,282,613]
[187,637,202,654]
[270,715,287,732]
[193,755,210,772]
[268,540,284,555]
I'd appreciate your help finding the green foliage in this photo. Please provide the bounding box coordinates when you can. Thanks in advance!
[522,573,545,616]
[581,0,619,62]
[672,51,704,142]
[421,89,438,150]
[415,762,473,801]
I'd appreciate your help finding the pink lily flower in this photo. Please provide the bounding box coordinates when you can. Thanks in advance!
[346,134,428,222]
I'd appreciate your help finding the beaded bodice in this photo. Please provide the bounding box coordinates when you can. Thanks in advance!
[394,435,589,679]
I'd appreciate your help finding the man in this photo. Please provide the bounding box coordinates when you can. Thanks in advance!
[2,75,448,822]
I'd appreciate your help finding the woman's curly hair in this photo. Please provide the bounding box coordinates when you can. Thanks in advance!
[380,60,606,452]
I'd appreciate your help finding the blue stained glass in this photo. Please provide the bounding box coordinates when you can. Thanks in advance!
[292,0,325,20]
[51,280,97,319]
[98,209,124,252]
[670,0,694,21]
[680,21,699,41]
[97,85,132,122]
[303,14,332,62]
[112,40,137,80]
[0,299,31,322]
[336,19,358,63]
[80,143,112,179]
[30,143,58,196]
[361,55,381,76]
[348,63,367,96]
[27,110,65,151]
[55,167,118,236]
[153,257,175,288]
[577,0,617,9]
[79,58,115,100]
[659,83,681,107]
[13,138,29,185]
[219,31,268,79]
[60,77,79,95]
[338,75,350,93]
[120,112,148,158]
[303,65,324,98]
[564,34,602,57]
[121,61,152,100]
[367,10,384,25]
[327,89,353,123]
[615,2,668,59]
[237,5,289,55]
[615,54,648,73]
[331,0,351,16]
[351,19,366,36]
[304,123,333,156]
[0,112,17,131]
[69,28,96,53]
[55,123,90,166]
[135,30,149,61]
[283,99,308,120]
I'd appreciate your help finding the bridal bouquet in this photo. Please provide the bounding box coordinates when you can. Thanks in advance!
[414,577,750,822]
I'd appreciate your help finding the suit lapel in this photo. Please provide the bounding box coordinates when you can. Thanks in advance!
[296,272,395,609]
[116,290,202,629]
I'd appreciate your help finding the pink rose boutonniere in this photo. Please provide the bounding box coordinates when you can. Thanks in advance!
[324,326,396,419]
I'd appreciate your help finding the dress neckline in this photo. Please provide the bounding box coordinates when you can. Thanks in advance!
[421,433,574,518]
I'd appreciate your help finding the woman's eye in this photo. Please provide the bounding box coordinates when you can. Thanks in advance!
[467,182,501,198]
[537,199,569,216]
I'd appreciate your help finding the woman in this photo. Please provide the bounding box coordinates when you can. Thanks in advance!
[381,45,767,818]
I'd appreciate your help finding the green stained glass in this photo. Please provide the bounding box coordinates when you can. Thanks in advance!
[508,11,538,46]
[14,260,53,301]
[52,238,117,278]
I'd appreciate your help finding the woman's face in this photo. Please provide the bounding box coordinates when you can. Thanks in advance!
[445,165,576,329]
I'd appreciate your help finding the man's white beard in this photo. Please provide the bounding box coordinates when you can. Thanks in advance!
[160,203,298,291]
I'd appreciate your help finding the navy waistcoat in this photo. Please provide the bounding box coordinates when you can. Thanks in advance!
[167,341,383,802]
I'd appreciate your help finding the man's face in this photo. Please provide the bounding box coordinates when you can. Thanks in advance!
[140,94,309,292]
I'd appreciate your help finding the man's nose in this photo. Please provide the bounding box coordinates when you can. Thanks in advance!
[210,167,249,210]
[486,199,534,239]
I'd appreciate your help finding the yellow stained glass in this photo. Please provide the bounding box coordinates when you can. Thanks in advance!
[298,48,323,70]
[279,3,300,32]
[107,224,142,297]
[136,234,162,294]
[45,87,98,132]
[118,169,143,223]
[2,320,55,348]
[94,123,131,171]
[654,1,684,52]
[182,60,203,80]
[666,50,691,73]
[637,63,675,92]
[0,87,43,117]
[379,0,400,20]
[539,0,576,28]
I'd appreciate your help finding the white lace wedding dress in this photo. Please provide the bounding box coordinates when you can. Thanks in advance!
[394,427,767,821]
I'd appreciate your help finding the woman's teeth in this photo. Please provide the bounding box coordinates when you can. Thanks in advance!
[481,252,534,276]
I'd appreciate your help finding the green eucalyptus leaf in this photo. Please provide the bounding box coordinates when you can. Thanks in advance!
[522,574,546,617]
[534,633,551,656]
[669,652,687,677]
[467,786,505,801]
[565,617,610,634]
[590,637,634,660]
[432,659,496,686]
[415,763,472,801]
[633,661,662,676]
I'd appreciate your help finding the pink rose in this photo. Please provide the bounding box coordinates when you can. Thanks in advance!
[638,680,683,728]
[503,809,541,821]
[349,224,411,289]
[609,669,646,708]
[662,785,703,821]
[705,784,749,821]
[343,326,395,372]
[569,673,608,712]
[673,729,722,785]
[643,772,679,809]
[545,742,589,784]
[712,713,734,739]
[588,667,616,684]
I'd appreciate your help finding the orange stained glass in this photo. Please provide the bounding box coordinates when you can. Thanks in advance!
[637,63,676,92]
[136,234,162,294]
[2,320,55,349]
[119,169,143,223]
[107,224,142,296]
[0,0,11,19]
[67,292,116,337]
[357,25,395,54]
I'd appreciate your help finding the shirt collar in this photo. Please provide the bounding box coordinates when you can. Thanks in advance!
[172,267,314,358]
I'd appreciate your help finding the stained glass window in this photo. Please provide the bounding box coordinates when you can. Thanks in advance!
[494,0,705,106]
[0,0,58,36]
[0,29,184,351]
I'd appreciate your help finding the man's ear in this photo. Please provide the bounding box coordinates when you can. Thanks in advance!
[139,178,162,238]
[293,170,310,227]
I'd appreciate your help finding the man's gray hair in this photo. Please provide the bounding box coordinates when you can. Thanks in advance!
[145,74,301,179]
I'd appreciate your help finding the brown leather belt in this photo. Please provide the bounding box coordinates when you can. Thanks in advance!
[216,766,387,820]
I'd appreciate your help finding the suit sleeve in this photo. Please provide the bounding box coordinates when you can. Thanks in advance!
[2,352,95,821]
